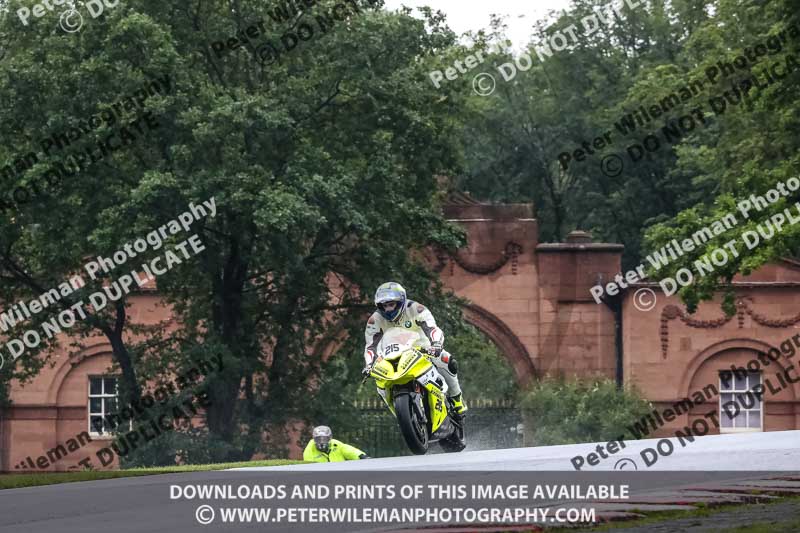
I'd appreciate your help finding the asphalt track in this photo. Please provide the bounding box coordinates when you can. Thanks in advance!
[0,431,797,533]
[234,429,800,471]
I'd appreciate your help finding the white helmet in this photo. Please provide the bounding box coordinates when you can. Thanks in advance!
[374,282,407,322]
[312,425,332,452]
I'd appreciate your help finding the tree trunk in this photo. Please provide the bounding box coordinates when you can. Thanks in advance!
[206,234,251,444]
[100,302,141,405]
[106,328,141,403]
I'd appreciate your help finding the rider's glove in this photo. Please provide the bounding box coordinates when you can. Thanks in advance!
[428,341,443,358]
[361,365,372,378]
[359,453,370,460]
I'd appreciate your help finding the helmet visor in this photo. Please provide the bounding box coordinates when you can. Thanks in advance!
[314,436,331,451]
[377,301,402,321]
[375,287,405,304]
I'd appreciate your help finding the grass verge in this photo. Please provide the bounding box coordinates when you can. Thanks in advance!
[0,459,305,490]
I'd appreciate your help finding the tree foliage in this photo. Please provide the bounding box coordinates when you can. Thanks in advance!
[0,0,471,460]
[1,0,797,461]
[458,0,799,287]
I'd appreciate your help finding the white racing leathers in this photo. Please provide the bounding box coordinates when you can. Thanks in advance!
[363,300,462,398]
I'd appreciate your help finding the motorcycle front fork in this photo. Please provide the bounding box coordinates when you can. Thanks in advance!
[411,392,428,424]
[377,387,390,409]
[379,387,428,425]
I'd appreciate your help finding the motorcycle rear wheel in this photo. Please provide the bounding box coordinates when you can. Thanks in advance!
[395,394,429,455]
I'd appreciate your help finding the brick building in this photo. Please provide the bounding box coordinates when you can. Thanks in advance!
[1,196,798,471]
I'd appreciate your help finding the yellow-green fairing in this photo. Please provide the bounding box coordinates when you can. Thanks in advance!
[371,348,448,432]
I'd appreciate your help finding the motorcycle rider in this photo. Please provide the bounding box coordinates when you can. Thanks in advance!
[362,282,468,416]
[303,426,369,462]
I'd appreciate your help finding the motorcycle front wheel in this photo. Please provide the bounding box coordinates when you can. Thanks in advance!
[394,393,429,455]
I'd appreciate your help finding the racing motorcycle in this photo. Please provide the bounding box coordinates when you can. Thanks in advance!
[363,327,466,455]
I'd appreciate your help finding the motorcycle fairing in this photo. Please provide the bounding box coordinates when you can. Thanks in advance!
[371,327,452,435]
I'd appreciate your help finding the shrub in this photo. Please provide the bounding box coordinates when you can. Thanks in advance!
[119,428,246,468]
[519,377,653,446]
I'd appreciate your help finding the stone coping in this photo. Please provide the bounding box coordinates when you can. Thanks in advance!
[536,243,624,252]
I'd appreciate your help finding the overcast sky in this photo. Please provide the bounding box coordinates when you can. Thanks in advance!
[382,0,574,46]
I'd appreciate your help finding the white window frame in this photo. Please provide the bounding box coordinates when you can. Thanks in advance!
[88,375,127,437]
[719,370,763,433]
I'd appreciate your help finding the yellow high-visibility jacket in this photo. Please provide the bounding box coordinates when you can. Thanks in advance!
[303,438,365,462]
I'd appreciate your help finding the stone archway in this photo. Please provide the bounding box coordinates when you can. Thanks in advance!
[462,303,536,386]
[310,303,536,386]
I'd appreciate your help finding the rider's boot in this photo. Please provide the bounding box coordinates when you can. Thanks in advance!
[450,393,468,416]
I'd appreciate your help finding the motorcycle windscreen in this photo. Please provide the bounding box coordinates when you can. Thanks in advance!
[377,327,424,360]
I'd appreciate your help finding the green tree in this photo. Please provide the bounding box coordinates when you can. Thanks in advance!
[641,0,800,312]
[0,0,477,463]
[457,1,716,266]
[0,0,188,407]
